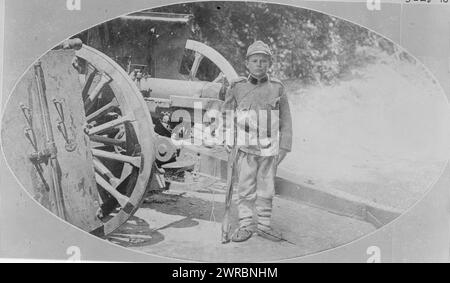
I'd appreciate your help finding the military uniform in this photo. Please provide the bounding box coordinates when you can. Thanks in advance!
[222,72,292,234]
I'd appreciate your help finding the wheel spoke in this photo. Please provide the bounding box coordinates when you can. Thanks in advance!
[94,157,133,190]
[90,135,126,148]
[86,99,119,122]
[92,149,141,168]
[84,72,112,112]
[82,70,98,100]
[86,114,134,135]
[95,173,129,207]
[120,163,133,180]
[189,52,204,80]
[87,73,112,102]
[93,158,121,185]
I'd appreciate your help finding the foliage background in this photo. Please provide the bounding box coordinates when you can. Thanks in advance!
[152,1,411,84]
[76,1,413,85]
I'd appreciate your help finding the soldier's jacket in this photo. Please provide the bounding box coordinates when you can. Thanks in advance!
[221,75,293,156]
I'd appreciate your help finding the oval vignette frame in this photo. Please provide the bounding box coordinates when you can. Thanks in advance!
[1,0,450,262]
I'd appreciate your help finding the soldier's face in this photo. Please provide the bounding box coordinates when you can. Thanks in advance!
[246,54,271,78]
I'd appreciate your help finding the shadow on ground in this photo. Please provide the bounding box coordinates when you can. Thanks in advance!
[106,191,239,248]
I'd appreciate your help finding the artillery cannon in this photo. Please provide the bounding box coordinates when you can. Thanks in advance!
[1,12,239,236]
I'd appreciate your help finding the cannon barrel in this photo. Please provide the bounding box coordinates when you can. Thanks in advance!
[140,78,223,99]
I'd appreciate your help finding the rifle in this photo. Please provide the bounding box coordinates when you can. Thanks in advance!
[221,142,239,244]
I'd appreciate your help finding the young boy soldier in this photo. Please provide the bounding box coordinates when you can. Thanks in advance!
[222,41,292,242]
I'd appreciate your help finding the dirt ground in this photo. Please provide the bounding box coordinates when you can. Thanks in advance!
[105,178,374,262]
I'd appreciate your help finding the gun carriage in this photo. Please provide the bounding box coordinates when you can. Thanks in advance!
[1,12,239,236]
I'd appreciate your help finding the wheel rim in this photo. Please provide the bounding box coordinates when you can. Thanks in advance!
[75,44,155,236]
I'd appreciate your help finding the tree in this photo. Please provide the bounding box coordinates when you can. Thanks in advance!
[77,2,397,85]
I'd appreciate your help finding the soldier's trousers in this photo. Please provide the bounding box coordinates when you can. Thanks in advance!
[236,150,277,230]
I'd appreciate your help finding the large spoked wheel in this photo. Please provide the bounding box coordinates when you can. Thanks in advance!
[185,40,239,83]
[74,45,155,236]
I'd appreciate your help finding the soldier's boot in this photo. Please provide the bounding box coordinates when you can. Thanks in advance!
[231,226,254,242]
[255,196,283,242]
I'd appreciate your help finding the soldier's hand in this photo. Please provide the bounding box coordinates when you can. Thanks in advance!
[277,149,288,165]
[225,144,232,153]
